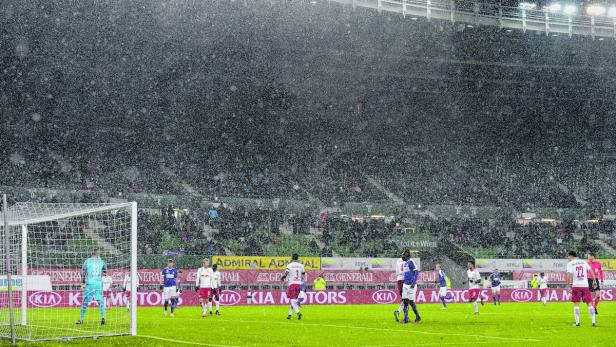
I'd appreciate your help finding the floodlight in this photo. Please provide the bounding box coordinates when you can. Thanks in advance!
[563,4,576,15]
[587,5,606,16]
[547,3,561,13]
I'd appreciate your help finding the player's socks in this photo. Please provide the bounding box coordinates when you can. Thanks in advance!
[288,306,294,316]
[473,301,478,314]
[79,301,88,321]
[393,310,399,322]
[98,300,105,320]
[215,301,220,312]
[170,298,178,314]
[396,303,404,313]
[410,301,420,321]
[402,302,409,323]
[589,306,596,324]
[493,296,497,305]
[164,300,169,313]
[207,302,212,314]
[574,307,581,325]
[440,297,447,308]
[291,299,300,314]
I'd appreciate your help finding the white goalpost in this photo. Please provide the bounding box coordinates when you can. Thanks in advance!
[0,195,137,343]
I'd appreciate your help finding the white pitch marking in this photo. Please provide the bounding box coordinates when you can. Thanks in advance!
[139,335,245,347]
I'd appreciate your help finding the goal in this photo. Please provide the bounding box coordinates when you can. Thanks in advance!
[0,196,137,343]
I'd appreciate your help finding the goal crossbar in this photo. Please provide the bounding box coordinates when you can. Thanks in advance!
[1,203,133,226]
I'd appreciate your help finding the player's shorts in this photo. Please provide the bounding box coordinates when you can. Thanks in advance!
[83,284,103,304]
[491,285,501,294]
[163,286,178,300]
[571,287,592,303]
[438,286,448,297]
[210,288,220,300]
[397,280,404,296]
[468,288,481,301]
[588,279,600,293]
[287,284,302,300]
[402,284,417,301]
[198,288,211,300]
[539,288,548,297]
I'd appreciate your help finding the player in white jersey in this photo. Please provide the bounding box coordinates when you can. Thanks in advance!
[195,258,214,318]
[464,261,483,315]
[281,253,305,320]
[538,273,549,306]
[102,275,113,308]
[566,251,598,327]
[393,254,406,321]
[123,273,139,310]
[209,264,222,316]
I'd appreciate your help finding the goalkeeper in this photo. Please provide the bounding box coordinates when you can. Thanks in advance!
[76,249,107,325]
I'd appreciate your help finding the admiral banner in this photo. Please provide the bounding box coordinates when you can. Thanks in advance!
[8,288,616,308]
[320,257,421,271]
[476,259,567,272]
[211,256,321,270]
[598,259,616,271]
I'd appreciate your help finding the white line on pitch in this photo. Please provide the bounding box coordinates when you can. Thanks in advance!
[361,342,519,347]
[138,335,244,347]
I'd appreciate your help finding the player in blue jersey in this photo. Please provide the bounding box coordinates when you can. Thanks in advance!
[76,249,107,325]
[160,259,180,317]
[489,269,502,305]
[435,264,451,309]
[400,250,421,324]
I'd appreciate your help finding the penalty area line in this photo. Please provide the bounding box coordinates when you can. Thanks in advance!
[138,335,244,347]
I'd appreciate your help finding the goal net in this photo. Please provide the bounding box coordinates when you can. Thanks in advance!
[0,198,137,343]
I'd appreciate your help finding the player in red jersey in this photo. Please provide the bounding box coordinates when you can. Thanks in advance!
[587,253,604,314]
[566,251,598,326]
[281,253,305,320]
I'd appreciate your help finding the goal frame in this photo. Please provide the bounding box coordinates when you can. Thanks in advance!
[1,195,138,344]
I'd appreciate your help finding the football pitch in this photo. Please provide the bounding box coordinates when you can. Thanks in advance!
[1,302,614,346]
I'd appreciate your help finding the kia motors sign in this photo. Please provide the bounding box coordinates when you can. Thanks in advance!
[509,289,533,302]
[2,288,616,308]
[219,290,241,306]
[371,290,398,304]
[29,291,62,308]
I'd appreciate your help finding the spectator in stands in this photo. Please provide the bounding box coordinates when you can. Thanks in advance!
[208,206,218,227]
[313,274,326,291]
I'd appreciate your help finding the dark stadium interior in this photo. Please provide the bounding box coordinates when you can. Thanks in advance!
[2,0,616,260]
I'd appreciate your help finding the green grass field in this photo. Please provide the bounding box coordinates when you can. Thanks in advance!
[1,302,614,346]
